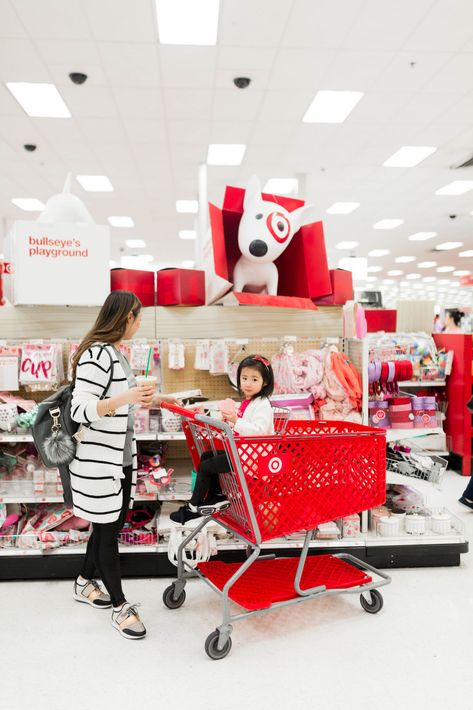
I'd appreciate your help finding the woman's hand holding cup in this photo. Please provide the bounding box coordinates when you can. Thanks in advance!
[131,375,157,407]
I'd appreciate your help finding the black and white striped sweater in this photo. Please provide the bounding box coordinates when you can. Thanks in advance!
[69,343,137,524]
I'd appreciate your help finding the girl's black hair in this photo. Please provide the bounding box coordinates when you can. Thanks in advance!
[237,355,274,399]
[447,309,464,326]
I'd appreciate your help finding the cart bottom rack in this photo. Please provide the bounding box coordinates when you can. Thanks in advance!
[198,555,372,610]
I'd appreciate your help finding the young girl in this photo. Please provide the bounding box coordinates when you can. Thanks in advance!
[170,355,274,524]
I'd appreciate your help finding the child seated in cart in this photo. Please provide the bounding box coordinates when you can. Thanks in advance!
[170,355,275,524]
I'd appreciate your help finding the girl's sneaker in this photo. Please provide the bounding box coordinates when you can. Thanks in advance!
[73,578,112,608]
[170,504,202,525]
[111,603,146,640]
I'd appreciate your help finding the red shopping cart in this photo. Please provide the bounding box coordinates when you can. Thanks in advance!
[161,403,391,660]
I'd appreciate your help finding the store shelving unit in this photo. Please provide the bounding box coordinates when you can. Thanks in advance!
[0,305,468,580]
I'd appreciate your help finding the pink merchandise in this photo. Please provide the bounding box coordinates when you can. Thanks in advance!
[219,398,237,417]
[342,514,361,538]
[209,340,229,375]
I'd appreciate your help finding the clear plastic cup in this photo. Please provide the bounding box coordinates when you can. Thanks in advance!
[135,375,157,390]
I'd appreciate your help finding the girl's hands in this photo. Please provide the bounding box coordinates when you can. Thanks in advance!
[223,412,238,424]
[127,385,155,407]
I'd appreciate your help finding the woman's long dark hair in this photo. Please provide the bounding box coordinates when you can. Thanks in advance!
[447,309,464,327]
[71,290,142,378]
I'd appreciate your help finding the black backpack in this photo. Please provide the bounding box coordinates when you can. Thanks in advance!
[32,348,114,503]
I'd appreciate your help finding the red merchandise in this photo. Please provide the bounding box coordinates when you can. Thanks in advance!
[365,309,397,333]
[110,268,155,307]
[313,269,354,305]
[217,291,317,310]
[157,268,205,306]
[208,185,331,302]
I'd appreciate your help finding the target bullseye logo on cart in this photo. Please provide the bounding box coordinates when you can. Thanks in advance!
[268,456,283,474]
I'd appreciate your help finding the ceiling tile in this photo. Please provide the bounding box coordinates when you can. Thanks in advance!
[112,87,164,118]
[13,0,91,40]
[421,53,473,94]
[48,64,108,87]
[403,0,473,51]
[164,88,213,120]
[258,88,314,122]
[343,0,433,50]
[268,49,336,90]
[212,89,264,121]
[82,0,157,42]
[219,0,293,47]
[0,0,28,37]
[215,69,270,91]
[0,38,49,82]
[122,117,167,144]
[59,85,117,117]
[99,42,160,87]
[159,46,217,88]
[320,50,397,91]
[217,46,277,71]
[371,52,455,93]
[282,0,365,49]
[35,39,102,66]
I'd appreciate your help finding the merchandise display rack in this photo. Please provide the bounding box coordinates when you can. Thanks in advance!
[0,305,468,580]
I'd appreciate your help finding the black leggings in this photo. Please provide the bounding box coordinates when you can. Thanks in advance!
[190,451,230,507]
[81,465,132,607]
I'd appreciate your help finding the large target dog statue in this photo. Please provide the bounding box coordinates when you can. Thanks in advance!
[232,176,318,296]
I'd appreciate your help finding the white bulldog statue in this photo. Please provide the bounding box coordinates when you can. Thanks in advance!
[233,176,318,296]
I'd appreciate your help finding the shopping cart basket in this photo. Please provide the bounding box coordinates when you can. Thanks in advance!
[161,403,391,659]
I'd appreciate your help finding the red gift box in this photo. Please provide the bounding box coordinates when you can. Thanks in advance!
[364,309,397,333]
[207,185,331,303]
[157,268,205,306]
[313,269,354,306]
[110,268,155,307]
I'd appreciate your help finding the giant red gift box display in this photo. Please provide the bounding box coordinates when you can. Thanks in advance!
[157,268,205,306]
[110,268,155,307]
[313,269,354,306]
[208,185,331,305]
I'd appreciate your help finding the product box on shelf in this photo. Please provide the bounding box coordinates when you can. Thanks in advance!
[4,221,110,306]
[205,184,331,306]
[156,268,205,306]
[313,269,354,306]
[110,268,155,307]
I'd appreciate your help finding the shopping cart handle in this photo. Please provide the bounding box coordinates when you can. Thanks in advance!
[161,402,196,419]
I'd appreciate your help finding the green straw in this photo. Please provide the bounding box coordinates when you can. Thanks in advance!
[145,345,152,377]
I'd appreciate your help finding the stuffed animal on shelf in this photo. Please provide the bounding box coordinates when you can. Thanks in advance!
[232,175,318,296]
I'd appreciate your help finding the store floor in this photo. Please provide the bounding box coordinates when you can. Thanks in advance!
[2,469,472,710]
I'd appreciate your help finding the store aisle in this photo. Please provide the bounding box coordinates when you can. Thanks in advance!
[2,469,472,710]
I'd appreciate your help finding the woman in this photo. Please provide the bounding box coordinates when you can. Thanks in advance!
[444,309,464,333]
[69,290,174,640]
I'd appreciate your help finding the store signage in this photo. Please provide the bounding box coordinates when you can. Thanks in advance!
[3,220,110,306]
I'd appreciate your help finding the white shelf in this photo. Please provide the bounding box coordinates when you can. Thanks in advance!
[398,381,446,388]
[0,495,63,503]
[386,427,443,442]
[0,432,185,443]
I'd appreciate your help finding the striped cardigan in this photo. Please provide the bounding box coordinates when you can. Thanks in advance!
[69,343,137,524]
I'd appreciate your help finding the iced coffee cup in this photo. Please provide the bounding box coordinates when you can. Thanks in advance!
[135,375,157,390]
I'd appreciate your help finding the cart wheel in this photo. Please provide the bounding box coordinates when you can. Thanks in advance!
[360,589,383,614]
[205,630,232,660]
[162,584,186,609]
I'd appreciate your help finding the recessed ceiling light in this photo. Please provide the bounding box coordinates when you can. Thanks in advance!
[435,241,463,251]
[367,266,382,273]
[366,276,378,282]
[435,181,473,196]
[454,270,471,276]
[335,241,359,250]
[436,266,455,272]
[109,260,118,268]
[459,250,473,257]
[6,82,71,118]
[412,283,424,290]
[11,197,45,211]
[326,201,360,215]
[302,90,363,124]
[182,260,195,268]
[121,255,154,269]
[423,276,436,283]
[395,256,416,263]
[438,279,450,285]
[373,219,404,230]
[264,178,298,194]
[406,273,421,280]
[207,144,246,166]
[382,279,395,284]
[76,175,114,192]
[108,216,134,228]
[155,0,219,45]
[387,270,403,276]
[126,239,146,248]
[179,230,196,240]
[417,261,437,268]
[176,200,198,213]
[408,232,437,241]
[368,249,391,257]
[383,146,437,168]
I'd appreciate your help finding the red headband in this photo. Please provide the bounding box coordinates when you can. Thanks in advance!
[253,355,270,367]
